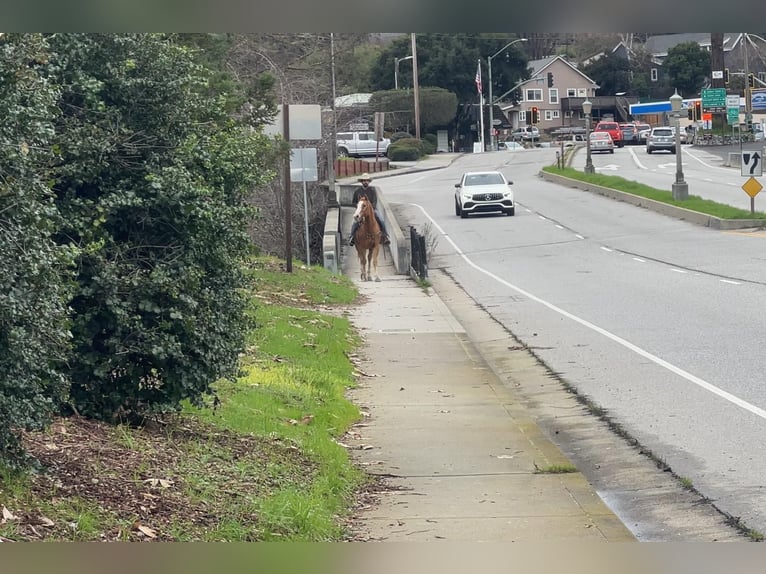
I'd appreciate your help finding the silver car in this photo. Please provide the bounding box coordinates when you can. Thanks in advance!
[589,131,614,153]
[646,127,676,154]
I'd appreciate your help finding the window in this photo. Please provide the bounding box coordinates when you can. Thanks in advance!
[525,88,543,101]
[545,110,553,121]
[552,110,560,119]
[651,68,658,82]
[520,111,527,122]
[567,88,577,97]
[577,88,587,97]
[549,88,559,104]
[358,133,371,141]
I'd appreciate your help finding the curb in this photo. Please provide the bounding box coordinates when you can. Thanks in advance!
[539,171,766,230]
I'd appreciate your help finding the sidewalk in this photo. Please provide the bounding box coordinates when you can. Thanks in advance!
[341,225,635,542]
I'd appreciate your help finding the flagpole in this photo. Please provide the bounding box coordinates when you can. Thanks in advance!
[477,59,485,152]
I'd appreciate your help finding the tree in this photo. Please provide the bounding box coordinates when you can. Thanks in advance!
[369,34,528,105]
[46,34,276,422]
[662,41,711,98]
[581,50,632,96]
[371,87,458,133]
[0,34,73,463]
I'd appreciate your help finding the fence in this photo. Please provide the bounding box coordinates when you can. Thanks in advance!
[334,159,389,179]
[409,226,428,281]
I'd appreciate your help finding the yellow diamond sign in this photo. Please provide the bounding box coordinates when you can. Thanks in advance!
[742,177,763,198]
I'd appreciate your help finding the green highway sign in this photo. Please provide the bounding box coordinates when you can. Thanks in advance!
[728,107,739,124]
[702,87,727,111]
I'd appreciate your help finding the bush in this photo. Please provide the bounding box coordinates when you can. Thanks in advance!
[48,34,275,423]
[390,131,413,143]
[420,138,437,155]
[423,133,438,147]
[387,141,421,161]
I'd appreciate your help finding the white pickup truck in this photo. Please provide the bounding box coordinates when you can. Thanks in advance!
[336,131,390,158]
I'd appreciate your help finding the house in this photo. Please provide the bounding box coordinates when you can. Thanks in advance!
[500,55,605,136]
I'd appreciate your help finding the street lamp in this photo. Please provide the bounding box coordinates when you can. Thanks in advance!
[669,89,688,200]
[394,55,413,90]
[488,37,528,151]
[582,98,595,174]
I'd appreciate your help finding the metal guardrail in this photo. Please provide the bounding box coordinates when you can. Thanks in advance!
[409,226,428,280]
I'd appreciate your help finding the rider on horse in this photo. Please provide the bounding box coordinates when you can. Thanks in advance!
[348,173,391,246]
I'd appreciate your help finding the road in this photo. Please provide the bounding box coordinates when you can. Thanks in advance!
[378,144,766,537]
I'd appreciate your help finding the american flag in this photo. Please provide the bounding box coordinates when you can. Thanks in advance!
[475,61,482,95]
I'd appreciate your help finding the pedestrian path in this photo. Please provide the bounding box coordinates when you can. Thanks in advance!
[341,222,635,542]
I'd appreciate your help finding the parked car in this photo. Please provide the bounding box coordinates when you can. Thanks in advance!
[646,126,675,154]
[619,123,639,145]
[510,126,539,142]
[589,131,614,153]
[454,171,515,218]
[670,126,688,144]
[636,123,652,144]
[594,121,624,147]
[336,131,390,158]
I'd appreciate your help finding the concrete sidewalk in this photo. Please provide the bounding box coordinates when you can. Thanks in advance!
[341,229,635,542]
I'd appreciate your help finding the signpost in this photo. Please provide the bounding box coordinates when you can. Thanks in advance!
[741,150,763,214]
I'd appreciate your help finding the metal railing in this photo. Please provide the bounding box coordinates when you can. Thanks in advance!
[409,226,428,280]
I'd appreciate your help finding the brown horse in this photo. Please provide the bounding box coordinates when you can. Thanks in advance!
[352,196,382,282]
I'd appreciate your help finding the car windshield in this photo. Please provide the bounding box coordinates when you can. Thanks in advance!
[653,128,672,136]
[464,173,505,186]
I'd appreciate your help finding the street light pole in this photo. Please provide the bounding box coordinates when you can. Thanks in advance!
[394,55,413,90]
[670,89,689,200]
[488,38,527,151]
[583,98,595,174]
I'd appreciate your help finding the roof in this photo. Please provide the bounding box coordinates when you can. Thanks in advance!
[525,55,598,87]
[644,33,740,57]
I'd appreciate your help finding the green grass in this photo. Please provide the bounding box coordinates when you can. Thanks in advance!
[0,255,368,541]
[543,166,766,220]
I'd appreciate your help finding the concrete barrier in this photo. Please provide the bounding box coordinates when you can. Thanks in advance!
[539,171,766,230]
[726,152,742,167]
[321,204,341,274]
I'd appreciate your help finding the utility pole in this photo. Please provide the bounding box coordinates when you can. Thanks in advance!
[744,33,753,131]
[329,33,337,199]
[411,33,420,140]
[283,103,292,272]
[711,33,725,131]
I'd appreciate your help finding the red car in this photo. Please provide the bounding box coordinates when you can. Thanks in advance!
[594,121,624,148]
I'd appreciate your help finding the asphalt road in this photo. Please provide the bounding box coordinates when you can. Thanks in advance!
[378,146,766,537]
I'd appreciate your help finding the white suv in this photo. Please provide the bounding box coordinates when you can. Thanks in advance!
[454,171,515,218]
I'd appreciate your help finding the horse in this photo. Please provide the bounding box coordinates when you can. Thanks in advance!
[352,195,382,282]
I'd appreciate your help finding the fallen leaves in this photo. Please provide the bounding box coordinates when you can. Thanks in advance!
[1,506,16,524]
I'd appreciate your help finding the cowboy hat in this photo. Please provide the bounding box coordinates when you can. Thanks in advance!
[358,173,372,182]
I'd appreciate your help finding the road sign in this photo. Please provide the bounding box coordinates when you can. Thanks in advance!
[727,107,739,125]
[726,94,740,108]
[741,150,763,177]
[701,88,727,112]
[742,176,763,198]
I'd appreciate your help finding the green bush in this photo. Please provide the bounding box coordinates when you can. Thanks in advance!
[47,34,276,423]
[423,133,438,147]
[390,131,413,142]
[0,35,73,465]
[387,142,421,161]
[420,138,437,155]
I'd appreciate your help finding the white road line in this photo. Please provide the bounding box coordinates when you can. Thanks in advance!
[600,246,613,252]
[525,208,532,212]
[408,175,427,184]
[555,224,564,229]
[538,215,547,221]
[671,268,687,274]
[720,279,741,285]
[412,201,766,423]
[633,257,646,263]
[575,234,584,239]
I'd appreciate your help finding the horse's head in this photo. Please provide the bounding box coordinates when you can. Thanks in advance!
[353,196,371,223]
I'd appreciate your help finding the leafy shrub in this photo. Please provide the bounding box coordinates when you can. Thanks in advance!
[423,133,438,147]
[0,35,73,464]
[387,140,421,161]
[390,131,413,142]
[420,138,437,155]
[47,34,276,423]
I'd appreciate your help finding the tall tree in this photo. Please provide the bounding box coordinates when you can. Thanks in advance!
[581,50,632,96]
[662,41,711,98]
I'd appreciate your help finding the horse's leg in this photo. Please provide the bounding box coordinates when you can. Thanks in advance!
[365,249,372,281]
[356,245,366,281]
[372,244,381,282]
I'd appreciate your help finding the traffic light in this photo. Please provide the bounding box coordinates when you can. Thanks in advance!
[547,72,554,88]
[724,68,730,85]
[687,107,693,120]
[694,101,702,121]
[530,106,539,124]
[748,73,755,88]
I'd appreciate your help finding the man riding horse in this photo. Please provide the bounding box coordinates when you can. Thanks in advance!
[348,173,390,246]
